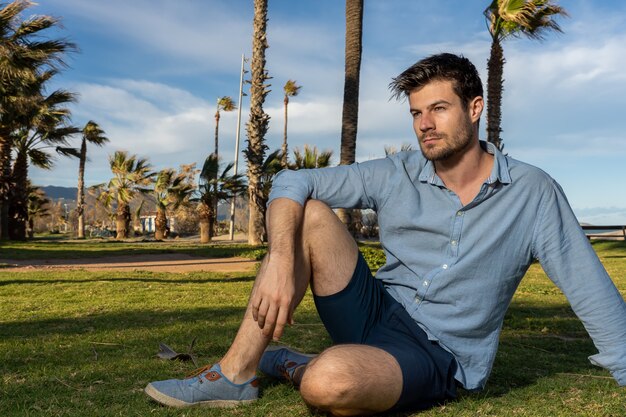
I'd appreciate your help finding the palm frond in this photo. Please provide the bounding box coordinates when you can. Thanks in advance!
[200,153,219,183]
[82,120,109,146]
[55,146,80,158]
[216,96,237,112]
[283,79,301,97]
[27,147,53,169]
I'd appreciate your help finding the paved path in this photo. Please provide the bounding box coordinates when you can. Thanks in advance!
[0,253,258,273]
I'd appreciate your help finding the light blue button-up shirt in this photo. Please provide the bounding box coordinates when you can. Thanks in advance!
[268,141,626,390]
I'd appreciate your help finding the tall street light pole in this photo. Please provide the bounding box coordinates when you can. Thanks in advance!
[229,54,247,240]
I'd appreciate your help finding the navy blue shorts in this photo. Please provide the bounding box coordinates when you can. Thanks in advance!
[313,252,458,411]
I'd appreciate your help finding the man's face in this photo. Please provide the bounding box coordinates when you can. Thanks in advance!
[408,79,481,161]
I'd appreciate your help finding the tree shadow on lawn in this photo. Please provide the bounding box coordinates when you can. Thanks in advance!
[1,306,250,340]
[591,240,626,252]
[0,239,258,260]
[3,301,611,415]
[0,275,255,286]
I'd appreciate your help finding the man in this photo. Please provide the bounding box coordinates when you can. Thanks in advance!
[145,53,626,415]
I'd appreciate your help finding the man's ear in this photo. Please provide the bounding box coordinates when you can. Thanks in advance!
[469,96,484,123]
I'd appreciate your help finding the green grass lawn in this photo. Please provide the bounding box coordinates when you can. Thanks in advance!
[0,235,268,261]
[1,239,625,416]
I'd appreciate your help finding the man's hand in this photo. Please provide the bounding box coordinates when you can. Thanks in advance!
[250,197,304,341]
[250,252,296,340]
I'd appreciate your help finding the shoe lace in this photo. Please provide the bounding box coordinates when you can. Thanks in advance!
[185,364,213,379]
[278,361,298,383]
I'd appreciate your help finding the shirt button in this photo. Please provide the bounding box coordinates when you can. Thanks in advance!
[451,240,458,246]
[456,211,463,216]
[423,280,429,286]
[442,264,448,270]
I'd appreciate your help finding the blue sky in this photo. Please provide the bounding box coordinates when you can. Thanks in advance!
[27,0,626,224]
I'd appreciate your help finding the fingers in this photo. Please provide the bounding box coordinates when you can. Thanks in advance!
[255,298,269,329]
[251,297,259,322]
[273,307,290,340]
[252,295,292,340]
[264,304,279,338]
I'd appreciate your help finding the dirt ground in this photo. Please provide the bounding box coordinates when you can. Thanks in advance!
[0,253,258,274]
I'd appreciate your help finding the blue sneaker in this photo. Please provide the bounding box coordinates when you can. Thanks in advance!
[144,363,258,408]
[258,345,315,385]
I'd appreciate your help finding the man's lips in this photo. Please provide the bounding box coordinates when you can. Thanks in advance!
[422,136,441,144]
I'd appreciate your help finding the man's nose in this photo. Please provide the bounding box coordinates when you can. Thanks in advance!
[419,112,434,132]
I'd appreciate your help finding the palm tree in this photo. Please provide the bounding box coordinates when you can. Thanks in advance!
[97,151,154,239]
[384,143,414,156]
[153,168,195,240]
[214,96,236,158]
[258,149,283,234]
[26,184,50,238]
[281,80,301,168]
[338,0,364,232]
[76,121,109,239]
[0,0,76,240]
[197,153,247,243]
[484,0,567,149]
[256,147,332,237]
[290,145,333,170]
[8,87,79,240]
[244,0,271,245]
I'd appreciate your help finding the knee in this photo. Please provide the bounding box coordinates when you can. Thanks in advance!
[299,351,356,411]
[302,199,335,230]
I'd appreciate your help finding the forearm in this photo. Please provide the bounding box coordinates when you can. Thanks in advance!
[250,197,303,340]
[266,197,304,258]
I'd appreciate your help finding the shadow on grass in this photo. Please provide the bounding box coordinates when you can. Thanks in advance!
[0,306,243,339]
[0,239,263,260]
[591,240,626,251]
[0,275,255,286]
[2,302,608,413]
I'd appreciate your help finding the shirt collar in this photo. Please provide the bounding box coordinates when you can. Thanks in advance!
[418,140,512,185]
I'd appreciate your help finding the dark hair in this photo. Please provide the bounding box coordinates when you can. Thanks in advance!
[389,53,483,108]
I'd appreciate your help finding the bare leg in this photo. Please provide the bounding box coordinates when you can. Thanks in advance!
[295,202,403,415]
[301,345,402,416]
[220,200,403,414]
[218,200,358,383]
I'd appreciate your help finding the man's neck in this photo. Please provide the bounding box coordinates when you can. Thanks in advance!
[434,140,494,206]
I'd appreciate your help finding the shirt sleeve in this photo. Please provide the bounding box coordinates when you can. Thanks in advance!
[267,156,397,210]
[532,179,626,385]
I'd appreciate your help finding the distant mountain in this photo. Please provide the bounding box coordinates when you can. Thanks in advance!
[40,186,77,200]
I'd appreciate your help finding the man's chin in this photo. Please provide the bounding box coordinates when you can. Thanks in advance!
[419,144,446,161]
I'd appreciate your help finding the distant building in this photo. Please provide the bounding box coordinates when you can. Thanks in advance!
[139,212,175,234]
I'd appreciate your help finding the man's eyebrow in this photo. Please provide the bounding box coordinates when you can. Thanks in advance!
[428,99,452,108]
[410,99,452,113]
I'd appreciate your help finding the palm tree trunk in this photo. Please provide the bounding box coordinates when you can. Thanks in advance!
[116,202,130,239]
[155,206,167,240]
[486,38,505,150]
[200,218,210,243]
[214,111,220,158]
[214,111,221,235]
[282,95,289,168]
[0,130,12,240]
[28,217,35,239]
[198,202,212,243]
[337,0,364,233]
[8,149,28,241]
[245,0,271,245]
[76,139,87,238]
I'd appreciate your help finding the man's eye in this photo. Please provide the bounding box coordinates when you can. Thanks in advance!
[434,106,445,112]
[411,112,421,118]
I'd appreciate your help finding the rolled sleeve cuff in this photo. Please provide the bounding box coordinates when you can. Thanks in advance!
[267,170,309,207]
